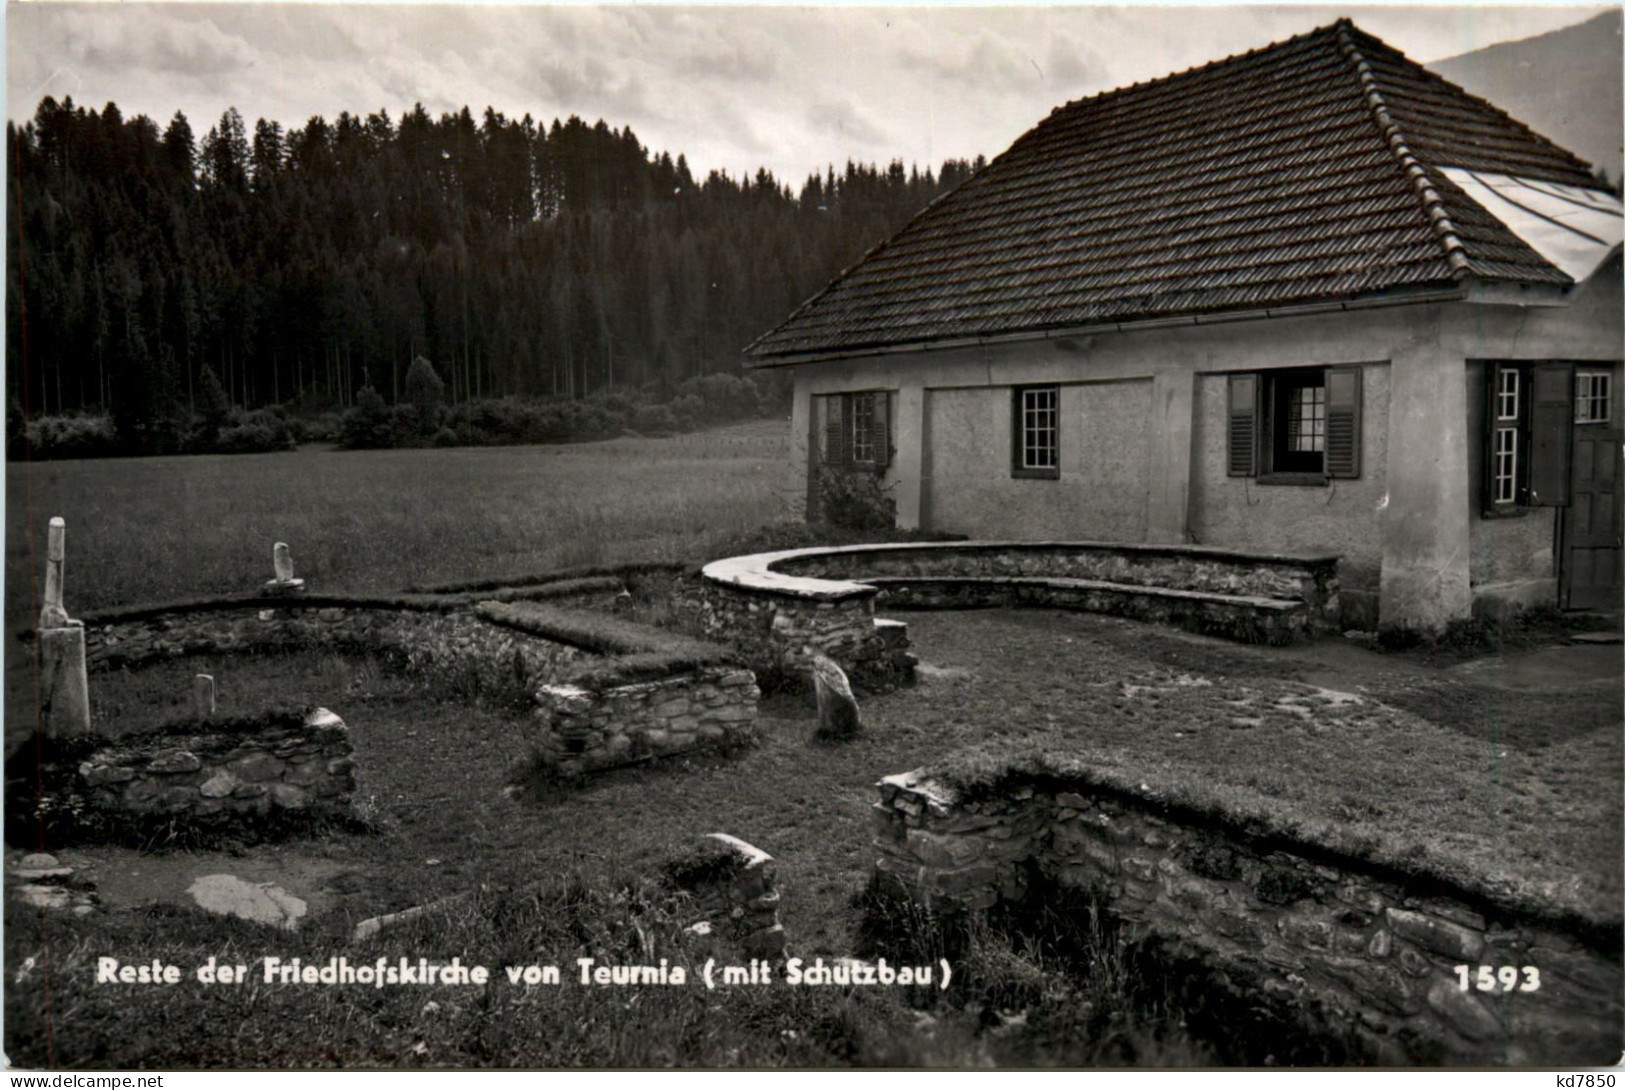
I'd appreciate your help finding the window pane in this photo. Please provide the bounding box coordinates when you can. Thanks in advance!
[1577,372,1612,424]
[1020,387,1058,469]
[1494,426,1518,503]
[1288,383,1325,452]
[850,394,875,461]
[1497,369,1520,421]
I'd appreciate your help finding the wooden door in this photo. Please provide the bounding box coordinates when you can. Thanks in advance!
[1561,424,1623,610]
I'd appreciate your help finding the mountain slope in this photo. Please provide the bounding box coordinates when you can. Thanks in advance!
[1428,10,1623,183]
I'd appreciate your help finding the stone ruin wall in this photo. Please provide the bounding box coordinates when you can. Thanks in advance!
[872,770,1623,1066]
[681,582,914,690]
[62,709,356,831]
[533,666,761,776]
[83,606,587,697]
[781,543,1341,629]
[74,602,760,778]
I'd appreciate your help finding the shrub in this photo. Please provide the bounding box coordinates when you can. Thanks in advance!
[24,414,122,460]
[632,404,679,435]
[817,466,896,531]
[339,386,396,449]
[212,412,296,454]
[432,425,460,447]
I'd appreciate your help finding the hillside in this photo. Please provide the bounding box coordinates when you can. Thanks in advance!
[1429,10,1623,184]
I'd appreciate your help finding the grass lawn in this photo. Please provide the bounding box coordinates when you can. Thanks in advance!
[4,422,789,630]
[4,430,1621,1067]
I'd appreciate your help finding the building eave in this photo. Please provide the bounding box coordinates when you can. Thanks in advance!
[746,285,1484,369]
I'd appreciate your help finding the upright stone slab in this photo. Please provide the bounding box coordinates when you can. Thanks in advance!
[810,650,861,740]
[264,541,305,596]
[37,517,91,739]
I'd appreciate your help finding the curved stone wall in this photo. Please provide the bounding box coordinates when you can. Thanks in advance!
[694,540,1342,683]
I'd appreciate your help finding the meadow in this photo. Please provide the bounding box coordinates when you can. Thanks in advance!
[4,422,791,629]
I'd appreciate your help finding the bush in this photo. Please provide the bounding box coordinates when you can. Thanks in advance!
[24,414,122,460]
[211,412,296,454]
[817,466,896,531]
[632,404,679,435]
[339,386,396,449]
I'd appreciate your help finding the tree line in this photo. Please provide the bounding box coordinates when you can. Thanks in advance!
[6,96,983,451]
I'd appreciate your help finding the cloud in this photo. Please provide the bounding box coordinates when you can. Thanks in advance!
[6,4,1611,185]
[806,97,889,148]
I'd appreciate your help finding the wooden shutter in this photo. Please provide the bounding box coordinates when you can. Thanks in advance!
[1324,365,1363,479]
[1528,362,1574,506]
[1227,374,1258,477]
[823,395,847,466]
[871,392,891,469]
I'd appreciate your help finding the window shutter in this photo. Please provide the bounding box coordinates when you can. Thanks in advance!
[1325,365,1362,478]
[1528,362,1574,506]
[822,395,847,467]
[1227,374,1258,477]
[871,392,891,469]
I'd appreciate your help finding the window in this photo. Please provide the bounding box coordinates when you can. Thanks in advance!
[1012,385,1060,478]
[1576,370,1613,424]
[1483,362,1573,512]
[1492,368,1522,505]
[818,391,890,468]
[1227,366,1362,481]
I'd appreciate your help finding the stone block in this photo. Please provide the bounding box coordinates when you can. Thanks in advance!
[1425,978,1502,1041]
[233,753,284,783]
[1386,908,1485,962]
[200,771,238,798]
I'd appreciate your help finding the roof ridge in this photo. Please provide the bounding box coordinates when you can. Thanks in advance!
[1043,19,1348,121]
[1336,24,1472,278]
[1348,22,1597,176]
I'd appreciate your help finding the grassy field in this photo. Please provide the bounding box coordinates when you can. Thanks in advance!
[5,423,791,629]
[4,428,1621,1067]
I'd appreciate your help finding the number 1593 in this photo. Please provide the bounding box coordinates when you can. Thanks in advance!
[1454,965,1540,992]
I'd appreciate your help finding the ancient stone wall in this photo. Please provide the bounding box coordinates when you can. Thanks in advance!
[871,769,1623,1066]
[66,596,760,779]
[781,542,1339,611]
[34,709,356,839]
[681,581,913,690]
[532,666,760,776]
[82,605,586,697]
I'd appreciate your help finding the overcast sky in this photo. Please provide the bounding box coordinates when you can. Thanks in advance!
[6,3,1612,183]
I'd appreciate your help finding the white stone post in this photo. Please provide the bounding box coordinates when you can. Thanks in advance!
[37,517,91,738]
[264,541,305,595]
[194,674,216,720]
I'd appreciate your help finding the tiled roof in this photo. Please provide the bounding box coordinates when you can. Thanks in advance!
[747,20,1602,363]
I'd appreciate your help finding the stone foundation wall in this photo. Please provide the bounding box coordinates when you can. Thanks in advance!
[82,605,586,696]
[671,833,787,960]
[681,582,913,690]
[872,769,1623,1066]
[783,542,1340,623]
[34,709,357,838]
[532,666,760,776]
[66,597,761,780]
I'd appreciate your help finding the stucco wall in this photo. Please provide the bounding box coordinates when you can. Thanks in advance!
[1190,363,1390,623]
[927,380,1151,541]
[782,263,1622,630]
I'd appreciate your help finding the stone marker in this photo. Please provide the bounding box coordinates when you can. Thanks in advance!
[193,674,216,720]
[40,517,68,629]
[37,517,92,739]
[808,649,860,740]
[264,541,305,595]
